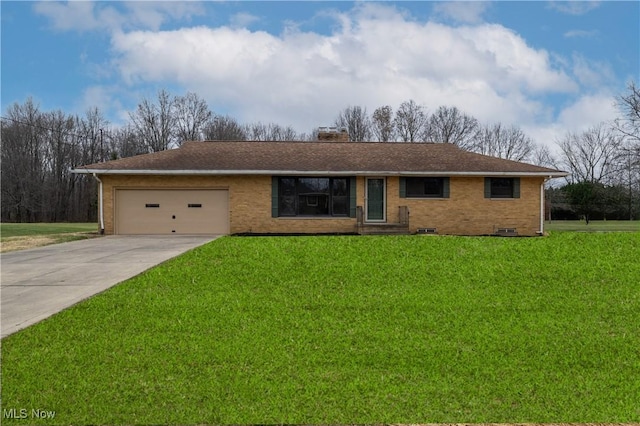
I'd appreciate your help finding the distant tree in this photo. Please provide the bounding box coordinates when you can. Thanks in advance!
[173,92,211,144]
[473,123,534,162]
[334,105,372,142]
[1,99,100,222]
[394,100,428,142]
[563,181,602,224]
[247,122,298,141]
[426,105,479,150]
[531,144,559,169]
[109,124,146,159]
[1,99,47,221]
[557,123,623,184]
[203,115,247,141]
[41,109,78,221]
[615,80,640,146]
[371,105,395,142]
[128,89,176,152]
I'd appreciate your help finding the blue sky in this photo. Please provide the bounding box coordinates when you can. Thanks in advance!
[1,1,638,148]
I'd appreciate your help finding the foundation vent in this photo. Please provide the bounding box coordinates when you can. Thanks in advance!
[496,228,518,236]
[417,228,438,234]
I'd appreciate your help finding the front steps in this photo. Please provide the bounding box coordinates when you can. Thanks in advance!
[358,223,410,235]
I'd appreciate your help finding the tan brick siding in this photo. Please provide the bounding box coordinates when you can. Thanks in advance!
[387,176,544,236]
[98,174,544,236]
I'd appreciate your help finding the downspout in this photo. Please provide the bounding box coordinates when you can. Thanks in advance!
[93,173,105,234]
[537,178,548,235]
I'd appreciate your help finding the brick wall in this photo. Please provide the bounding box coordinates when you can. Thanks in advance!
[98,174,357,235]
[385,176,544,236]
[98,174,544,236]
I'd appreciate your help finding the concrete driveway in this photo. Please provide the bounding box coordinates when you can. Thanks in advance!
[1,235,218,338]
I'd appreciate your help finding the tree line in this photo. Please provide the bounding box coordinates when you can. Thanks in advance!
[1,83,639,223]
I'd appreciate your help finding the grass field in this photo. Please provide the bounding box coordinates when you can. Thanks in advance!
[0,222,97,238]
[546,220,640,232]
[0,223,98,252]
[2,233,639,424]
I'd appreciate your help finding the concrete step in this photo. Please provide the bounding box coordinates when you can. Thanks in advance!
[358,223,410,235]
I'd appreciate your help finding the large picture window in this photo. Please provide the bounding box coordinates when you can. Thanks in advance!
[277,177,351,217]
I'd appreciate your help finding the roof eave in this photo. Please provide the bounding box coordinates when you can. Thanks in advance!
[72,168,568,178]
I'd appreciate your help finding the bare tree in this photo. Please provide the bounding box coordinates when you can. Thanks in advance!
[1,99,100,222]
[42,110,78,221]
[174,92,211,144]
[394,100,428,142]
[557,123,624,184]
[473,123,534,162]
[531,144,558,169]
[371,105,395,142]
[613,81,640,203]
[77,107,109,165]
[615,80,640,146]
[1,99,47,221]
[109,124,147,159]
[334,105,372,142]
[247,122,298,141]
[426,105,479,149]
[203,115,247,141]
[128,89,176,152]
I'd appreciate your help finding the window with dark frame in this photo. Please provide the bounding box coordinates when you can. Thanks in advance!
[489,178,515,198]
[406,177,445,198]
[278,177,350,217]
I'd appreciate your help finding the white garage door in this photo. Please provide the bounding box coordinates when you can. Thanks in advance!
[115,189,229,235]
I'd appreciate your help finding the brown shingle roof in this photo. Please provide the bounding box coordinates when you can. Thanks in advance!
[73,141,566,176]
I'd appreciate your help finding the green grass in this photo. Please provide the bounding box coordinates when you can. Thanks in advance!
[2,234,639,424]
[546,220,640,232]
[0,222,97,239]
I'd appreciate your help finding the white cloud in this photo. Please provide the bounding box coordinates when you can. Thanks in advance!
[123,2,204,31]
[33,1,103,32]
[548,1,601,15]
[108,4,578,133]
[432,1,490,24]
[571,53,615,87]
[229,12,260,29]
[557,92,617,131]
[520,91,617,156]
[33,1,204,32]
[564,29,599,38]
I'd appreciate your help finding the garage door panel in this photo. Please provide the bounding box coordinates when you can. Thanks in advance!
[116,189,229,235]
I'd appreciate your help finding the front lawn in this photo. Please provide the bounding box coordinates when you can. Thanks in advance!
[2,233,639,424]
[546,220,640,232]
[0,222,98,252]
[0,222,97,238]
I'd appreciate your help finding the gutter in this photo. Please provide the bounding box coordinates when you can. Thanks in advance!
[93,173,105,234]
[72,169,569,178]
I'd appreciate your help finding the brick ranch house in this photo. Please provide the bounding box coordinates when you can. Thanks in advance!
[72,131,567,236]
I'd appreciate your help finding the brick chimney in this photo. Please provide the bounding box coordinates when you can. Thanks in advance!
[317,127,350,142]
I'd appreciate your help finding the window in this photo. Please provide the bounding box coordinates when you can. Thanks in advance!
[485,177,520,198]
[400,177,449,198]
[276,177,351,217]
[406,177,446,198]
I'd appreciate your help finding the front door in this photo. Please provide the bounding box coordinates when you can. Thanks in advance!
[365,177,386,222]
